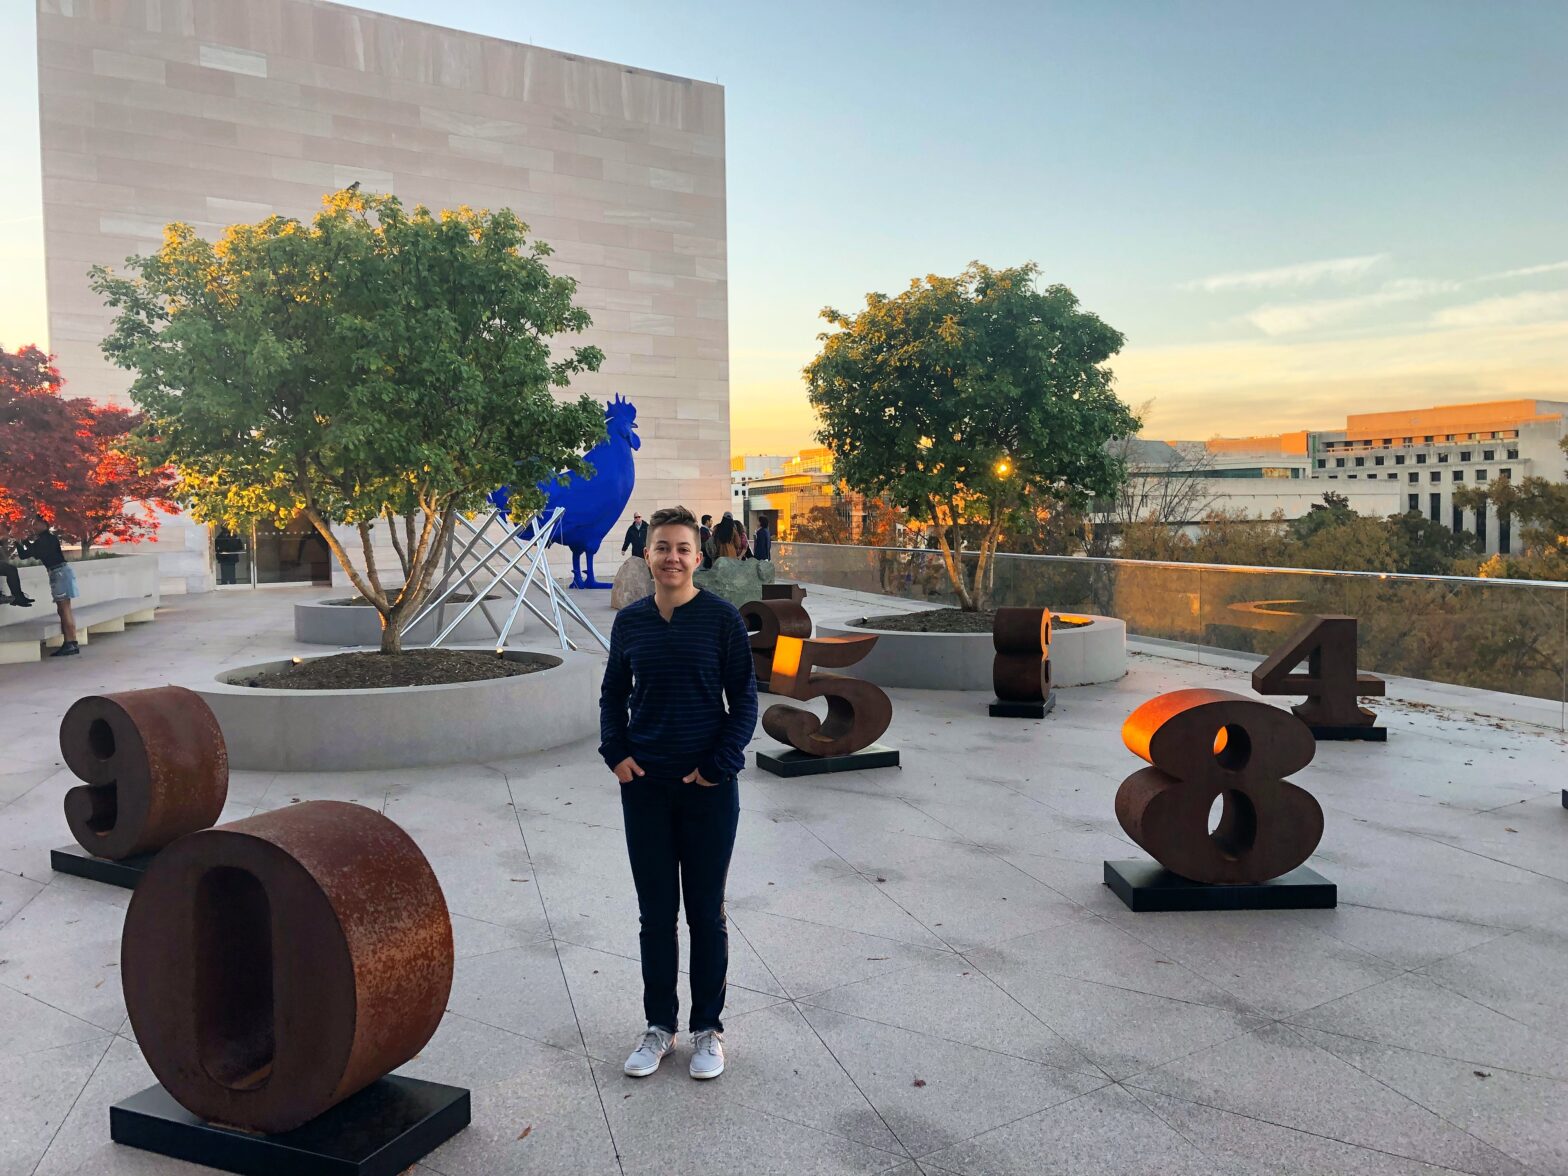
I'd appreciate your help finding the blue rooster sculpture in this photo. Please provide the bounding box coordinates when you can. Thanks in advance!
[498,395,640,589]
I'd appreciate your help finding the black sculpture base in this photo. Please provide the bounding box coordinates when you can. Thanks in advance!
[1104,860,1337,913]
[51,844,155,890]
[1561,789,1567,809]
[1307,723,1387,742]
[756,744,900,778]
[111,1076,470,1176]
[989,692,1057,719]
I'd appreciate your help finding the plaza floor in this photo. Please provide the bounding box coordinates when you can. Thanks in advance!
[1,582,1566,1176]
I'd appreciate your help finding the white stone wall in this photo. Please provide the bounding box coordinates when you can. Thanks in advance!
[37,0,730,590]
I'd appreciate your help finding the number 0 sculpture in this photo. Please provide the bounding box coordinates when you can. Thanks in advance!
[120,800,453,1135]
[1116,689,1323,885]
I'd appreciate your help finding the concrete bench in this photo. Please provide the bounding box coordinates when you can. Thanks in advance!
[0,596,158,663]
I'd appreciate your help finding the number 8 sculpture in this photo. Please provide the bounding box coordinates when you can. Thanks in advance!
[1116,688,1323,885]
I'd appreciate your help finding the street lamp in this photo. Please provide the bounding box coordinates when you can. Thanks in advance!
[994,458,1012,477]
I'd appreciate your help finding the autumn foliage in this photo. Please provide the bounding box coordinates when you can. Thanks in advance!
[0,346,175,553]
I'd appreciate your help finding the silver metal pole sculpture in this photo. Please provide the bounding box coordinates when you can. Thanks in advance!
[403,507,609,653]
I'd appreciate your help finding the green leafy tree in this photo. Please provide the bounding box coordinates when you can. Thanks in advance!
[805,262,1138,610]
[92,190,606,653]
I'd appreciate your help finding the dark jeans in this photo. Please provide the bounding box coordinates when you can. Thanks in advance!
[0,561,22,598]
[217,557,238,585]
[620,773,740,1034]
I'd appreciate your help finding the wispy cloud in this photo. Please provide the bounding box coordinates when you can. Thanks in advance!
[1475,260,1568,282]
[1244,278,1458,336]
[1182,253,1388,293]
[1433,288,1568,328]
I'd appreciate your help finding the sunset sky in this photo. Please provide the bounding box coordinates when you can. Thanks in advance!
[3,1,1562,455]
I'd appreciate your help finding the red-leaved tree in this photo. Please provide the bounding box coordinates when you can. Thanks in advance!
[0,346,176,554]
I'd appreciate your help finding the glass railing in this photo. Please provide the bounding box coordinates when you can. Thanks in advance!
[775,542,1568,727]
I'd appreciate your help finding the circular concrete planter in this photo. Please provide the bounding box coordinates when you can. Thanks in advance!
[191,649,599,771]
[816,614,1127,690]
[294,596,506,647]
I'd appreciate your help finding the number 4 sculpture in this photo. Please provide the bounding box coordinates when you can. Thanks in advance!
[1253,615,1387,741]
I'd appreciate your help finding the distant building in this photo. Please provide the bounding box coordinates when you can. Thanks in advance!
[1155,399,1568,555]
[730,454,791,520]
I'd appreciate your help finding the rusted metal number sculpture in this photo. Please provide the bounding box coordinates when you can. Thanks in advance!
[1116,688,1322,885]
[763,634,892,757]
[739,592,811,693]
[990,607,1055,717]
[121,800,453,1135]
[60,686,228,861]
[1253,615,1386,740]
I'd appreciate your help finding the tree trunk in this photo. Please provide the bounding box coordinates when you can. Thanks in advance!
[931,498,976,610]
[378,610,402,655]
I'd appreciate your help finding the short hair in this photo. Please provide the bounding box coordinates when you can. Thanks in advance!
[700,514,712,524]
[648,505,701,545]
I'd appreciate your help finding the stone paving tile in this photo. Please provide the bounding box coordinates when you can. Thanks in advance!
[0,884,128,1031]
[1289,973,1568,1081]
[1306,903,1511,970]
[924,1083,1217,1176]
[798,951,1102,1076]
[1101,907,1406,1019]
[1419,926,1568,1038]
[798,1004,1106,1158]
[1128,1087,1489,1176]
[446,940,586,1054]
[729,870,953,952]
[729,906,957,999]
[0,1035,116,1176]
[0,982,111,1060]
[593,1054,911,1176]
[0,867,44,931]
[1126,1023,1532,1175]
[1298,1027,1568,1176]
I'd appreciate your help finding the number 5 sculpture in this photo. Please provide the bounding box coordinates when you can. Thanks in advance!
[757,634,899,776]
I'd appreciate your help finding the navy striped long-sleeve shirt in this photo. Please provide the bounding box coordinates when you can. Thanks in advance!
[598,588,760,782]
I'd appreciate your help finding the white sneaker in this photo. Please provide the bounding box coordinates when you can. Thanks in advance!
[689,1029,725,1079]
[623,1025,676,1077]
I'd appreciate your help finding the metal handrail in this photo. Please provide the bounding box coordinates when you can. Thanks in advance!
[776,542,1568,591]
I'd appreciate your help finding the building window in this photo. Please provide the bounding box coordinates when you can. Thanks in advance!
[1500,467,1512,481]
[1347,474,1357,479]
[1407,493,1419,512]
[1500,512,1512,555]
[1416,453,1427,464]
[1401,437,1413,445]
[1408,472,1418,483]
[1335,458,1345,468]
[1507,448,1518,459]
[1395,454,1405,465]
[1354,457,1365,467]
[1452,503,1463,533]
[1430,492,1441,521]
[1438,453,1449,463]
[1430,471,1441,483]
[1382,438,1392,446]
[1453,470,1464,481]
[1374,456,1385,466]
[1476,469,1488,481]
[1460,450,1472,462]
[1316,459,1326,469]
[1482,449,1494,461]
[1476,502,1487,547]
[1423,435,1434,443]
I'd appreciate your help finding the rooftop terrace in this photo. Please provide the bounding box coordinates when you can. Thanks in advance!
[1,578,1565,1175]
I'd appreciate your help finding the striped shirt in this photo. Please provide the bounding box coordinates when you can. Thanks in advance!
[598,588,759,781]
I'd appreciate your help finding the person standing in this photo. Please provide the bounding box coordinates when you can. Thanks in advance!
[18,518,78,656]
[698,514,714,569]
[752,519,772,562]
[214,527,245,585]
[620,512,649,559]
[600,505,758,1081]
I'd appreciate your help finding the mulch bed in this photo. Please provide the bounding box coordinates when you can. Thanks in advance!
[240,648,553,690]
[854,608,1091,634]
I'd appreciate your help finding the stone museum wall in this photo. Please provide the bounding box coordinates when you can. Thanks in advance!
[36,0,730,589]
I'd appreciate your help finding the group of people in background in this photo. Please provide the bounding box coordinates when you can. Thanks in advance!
[0,518,81,657]
[623,510,772,569]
